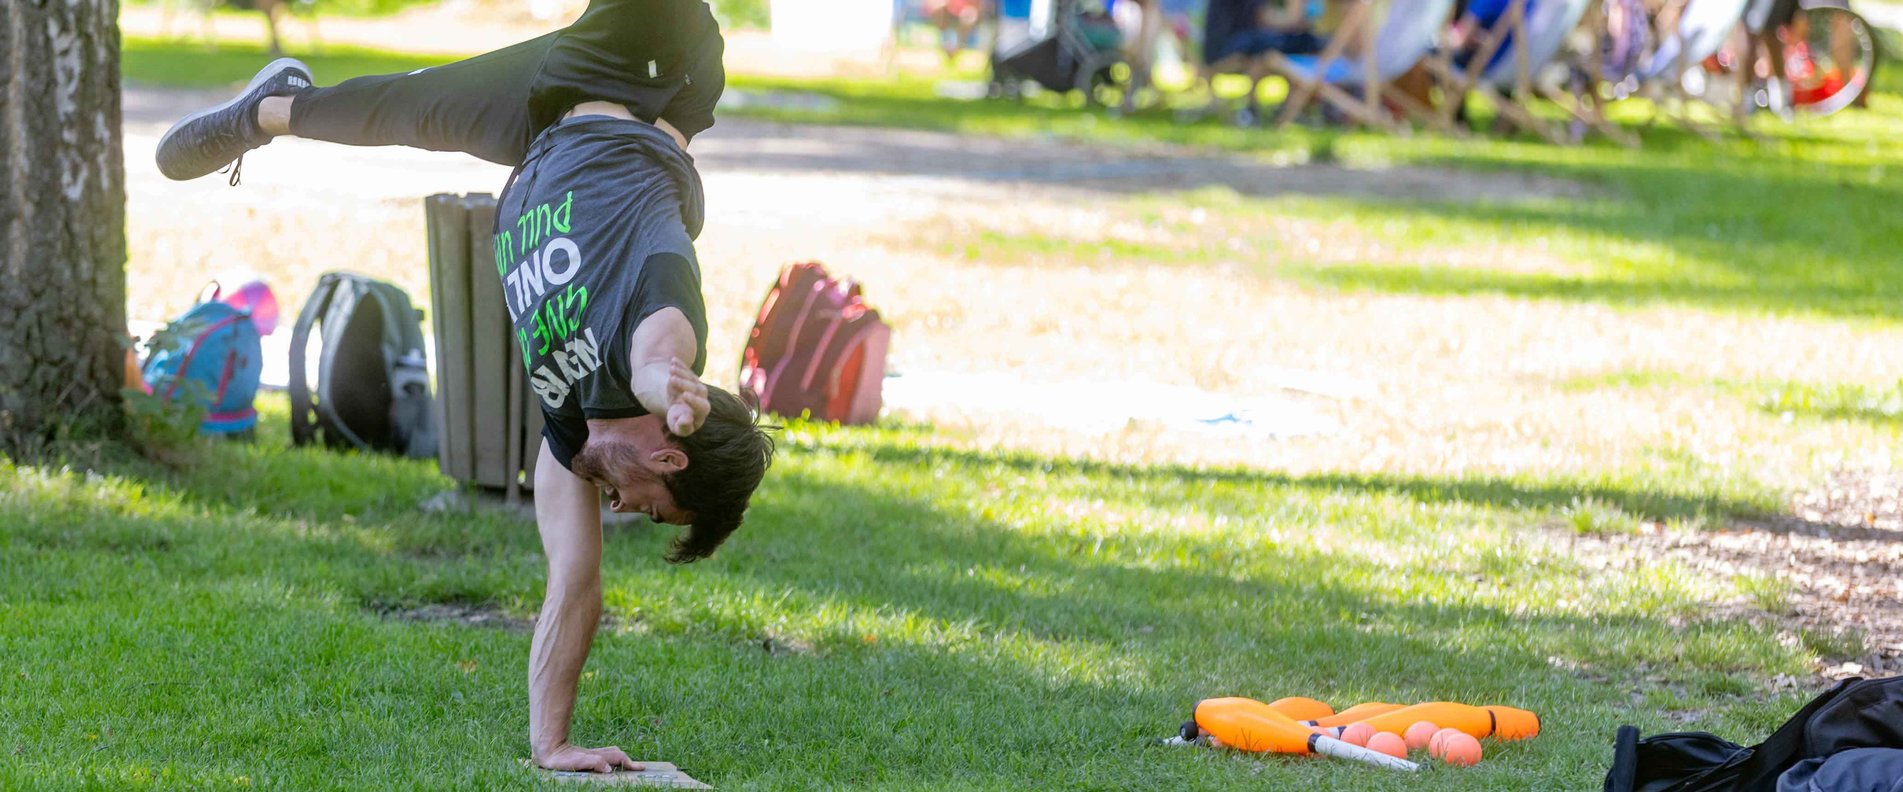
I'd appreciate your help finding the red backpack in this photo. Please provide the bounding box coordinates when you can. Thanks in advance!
[739,263,890,425]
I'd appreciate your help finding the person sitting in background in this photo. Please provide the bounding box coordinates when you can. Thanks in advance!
[926,0,987,60]
[1198,0,1327,123]
[1202,0,1328,68]
[1441,0,1532,122]
[1445,0,1521,57]
[1110,0,1163,111]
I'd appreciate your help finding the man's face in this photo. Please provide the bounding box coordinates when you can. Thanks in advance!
[593,462,693,525]
[572,433,695,525]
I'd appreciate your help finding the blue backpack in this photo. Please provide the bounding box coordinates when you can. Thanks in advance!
[141,300,263,435]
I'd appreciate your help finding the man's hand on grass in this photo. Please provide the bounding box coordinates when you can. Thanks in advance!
[537,743,644,773]
[664,358,709,437]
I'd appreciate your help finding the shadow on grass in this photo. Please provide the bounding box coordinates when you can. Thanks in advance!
[634,461,1797,787]
[728,73,1903,322]
[798,434,1758,524]
[741,466,1738,660]
[3,417,1809,788]
[1283,151,1903,320]
[116,35,1903,322]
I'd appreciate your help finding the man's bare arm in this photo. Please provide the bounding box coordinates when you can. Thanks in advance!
[528,438,642,774]
[628,307,709,437]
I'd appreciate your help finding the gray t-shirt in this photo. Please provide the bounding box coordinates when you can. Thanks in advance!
[492,116,709,469]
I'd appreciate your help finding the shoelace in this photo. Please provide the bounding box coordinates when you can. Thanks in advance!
[220,155,243,187]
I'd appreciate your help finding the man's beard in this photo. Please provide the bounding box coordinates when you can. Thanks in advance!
[570,435,651,488]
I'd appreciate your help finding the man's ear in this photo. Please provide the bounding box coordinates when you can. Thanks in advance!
[649,447,688,473]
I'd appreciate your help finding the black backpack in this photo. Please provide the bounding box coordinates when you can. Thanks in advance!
[1605,676,1903,792]
[289,273,437,458]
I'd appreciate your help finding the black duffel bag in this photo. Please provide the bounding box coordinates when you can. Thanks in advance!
[1606,676,1903,792]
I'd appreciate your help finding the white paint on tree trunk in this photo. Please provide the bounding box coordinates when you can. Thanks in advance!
[0,0,129,439]
[49,15,91,202]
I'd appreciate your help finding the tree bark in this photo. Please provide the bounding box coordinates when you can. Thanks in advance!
[0,0,129,452]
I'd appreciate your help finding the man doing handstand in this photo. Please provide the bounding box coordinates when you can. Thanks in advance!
[156,0,774,774]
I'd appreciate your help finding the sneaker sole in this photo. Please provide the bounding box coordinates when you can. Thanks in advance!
[156,56,312,179]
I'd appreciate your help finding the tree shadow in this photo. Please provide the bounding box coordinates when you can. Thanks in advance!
[711,79,1901,322]
[1348,145,1903,320]
[693,118,1587,206]
[591,469,1718,787]
[801,436,1758,524]
[4,423,1807,788]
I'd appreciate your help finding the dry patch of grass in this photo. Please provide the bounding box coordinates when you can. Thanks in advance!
[897,201,1590,278]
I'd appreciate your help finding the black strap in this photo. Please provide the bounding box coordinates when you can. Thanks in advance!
[310,299,374,451]
[1605,725,1640,792]
[1721,678,1864,791]
[1683,678,1861,792]
[288,274,340,447]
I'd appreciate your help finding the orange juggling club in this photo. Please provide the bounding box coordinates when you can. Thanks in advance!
[1266,696,1335,722]
[1305,702,1405,727]
[1194,698,1420,771]
[1317,702,1541,741]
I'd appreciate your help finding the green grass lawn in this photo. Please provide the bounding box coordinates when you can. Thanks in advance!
[718,72,1903,323]
[40,30,1902,791]
[124,34,1903,325]
[0,399,1821,790]
[122,37,452,89]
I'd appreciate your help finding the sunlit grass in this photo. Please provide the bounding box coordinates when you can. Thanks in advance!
[0,399,1834,790]
[1761,381,1903,425]
[74,30,1903,789]
[121,36,453,88]
[121,33,1903,325]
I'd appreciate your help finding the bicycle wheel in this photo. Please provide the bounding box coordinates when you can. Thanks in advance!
[1783,4,1877,115]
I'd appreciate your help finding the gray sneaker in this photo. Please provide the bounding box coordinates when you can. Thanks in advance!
[156,57,313,183]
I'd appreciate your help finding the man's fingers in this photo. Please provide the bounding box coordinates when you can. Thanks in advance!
[665,370,710,435]
[598,747,642,771]
[682,389,710,415]
[668,404,698,437]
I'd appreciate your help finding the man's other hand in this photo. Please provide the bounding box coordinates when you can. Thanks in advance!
[666,358,710,437]
[537,743,645,773]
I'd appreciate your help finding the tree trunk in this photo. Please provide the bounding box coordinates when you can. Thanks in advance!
[0,0,128,453]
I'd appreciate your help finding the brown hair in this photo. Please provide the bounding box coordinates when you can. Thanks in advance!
[659,385,775,563]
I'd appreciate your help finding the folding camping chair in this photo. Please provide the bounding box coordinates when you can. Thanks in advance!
[1636,0,1753,137]
[1191,51,1274,124]
[1551,0,1645,147]
[1180,2,1291,125]
[1427,0,1593,143]
[1263,0,1462,132]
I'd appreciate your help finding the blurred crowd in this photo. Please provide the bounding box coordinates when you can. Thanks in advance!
[902,0,1879,136]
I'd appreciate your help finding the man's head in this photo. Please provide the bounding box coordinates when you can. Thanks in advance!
[571,386,774,563]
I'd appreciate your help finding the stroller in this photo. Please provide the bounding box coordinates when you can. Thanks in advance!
[989,0,1133,107]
